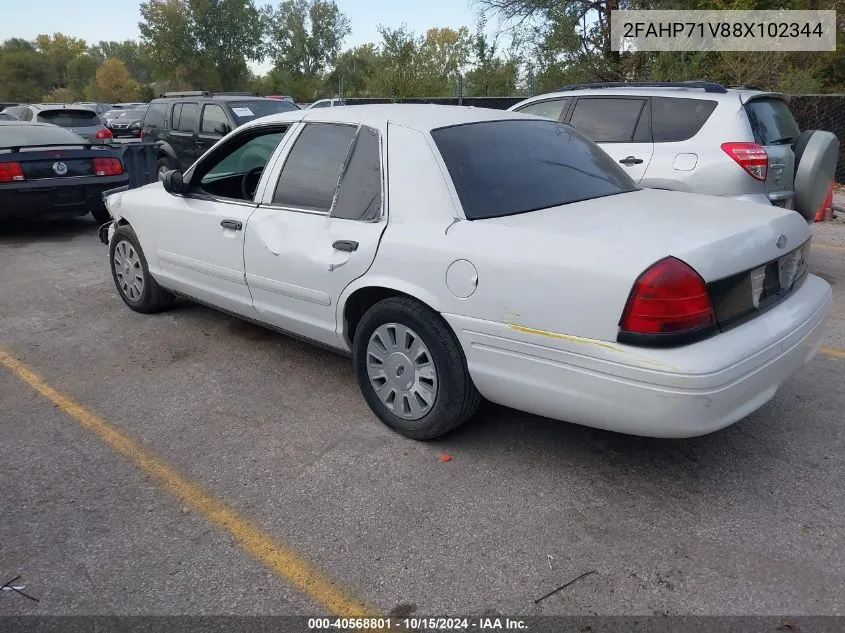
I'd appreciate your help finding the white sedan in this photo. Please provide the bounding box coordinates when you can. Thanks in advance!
[100,105,832,440]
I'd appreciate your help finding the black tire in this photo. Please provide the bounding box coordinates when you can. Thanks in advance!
[156,156,173,179]
[792,129,816,176]
[109,224,175,313]
[90,203,111,224]
[352,296,481,440]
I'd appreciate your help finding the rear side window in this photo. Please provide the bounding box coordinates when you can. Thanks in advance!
[176,103,198,133]
[651,97,717,142]
[568,98,646,143]
[432,119,637,220]
[273,123,357,211]
[515,98,571,121]
[144,103,167,130]
[744,98,800,145]
[36,109,99,127]
[332,126,382,222]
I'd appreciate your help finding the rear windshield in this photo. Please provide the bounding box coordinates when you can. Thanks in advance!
[0,124,87,148]
[431,119,637,220]
[227,100,298,123]
[37,109,100,127]
[116,109,145,119]
[745,98,800,145]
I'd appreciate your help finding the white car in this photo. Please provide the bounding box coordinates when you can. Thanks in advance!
[100,105,832,440]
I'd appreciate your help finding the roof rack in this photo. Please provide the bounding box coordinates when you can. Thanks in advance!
[213,91,260,97]
[727,84,763,91]
[160,90,211,98]
[555,81,728,94]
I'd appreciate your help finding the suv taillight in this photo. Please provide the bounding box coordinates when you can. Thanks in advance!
[93,157,124,176]
[721,142,768,181]
[618,257,717,346]
[0,161,25,183]
[95,128,113,140]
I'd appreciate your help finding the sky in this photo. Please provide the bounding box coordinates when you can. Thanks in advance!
[0,0,487,74]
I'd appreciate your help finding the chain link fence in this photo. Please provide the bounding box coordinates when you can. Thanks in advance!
[347,95,843,182]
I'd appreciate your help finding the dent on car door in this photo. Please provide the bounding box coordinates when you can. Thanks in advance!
[152,125,289,315]
[567,97,653,182]
[244,122,387,347]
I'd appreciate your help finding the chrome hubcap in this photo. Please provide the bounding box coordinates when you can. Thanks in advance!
[113,240,144,302]
[366,323,438,420]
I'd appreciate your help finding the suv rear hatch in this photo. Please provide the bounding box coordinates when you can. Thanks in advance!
[742,95,799,209]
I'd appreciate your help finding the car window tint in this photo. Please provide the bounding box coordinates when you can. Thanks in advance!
[201,131,284,182]
[432,119,637,220]
[516,98,570,121]
[227,100,298,124]
[177,103,198,133]
[0,124,88,147]
[273,123,357,212]
[744,98,800,145]
[332,125,381,222]
[144,103,167,130]
[36,109,99,127]
[568,98,645,143]
[651,97,717,142]
[201,104,230,136]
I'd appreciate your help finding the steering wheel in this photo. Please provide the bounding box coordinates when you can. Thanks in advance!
[241,166,265,200]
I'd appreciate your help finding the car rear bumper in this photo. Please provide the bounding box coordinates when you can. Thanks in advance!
[443,274,832,438]
[0,175,129,218]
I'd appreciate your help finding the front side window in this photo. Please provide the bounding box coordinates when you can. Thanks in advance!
[432,119,637,220]
[515,98,571,121]
[196,127,287,200]
[201,104,230,136]
[568,98,646,143]
[273,123,357,211]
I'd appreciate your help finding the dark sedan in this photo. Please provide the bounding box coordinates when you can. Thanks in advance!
[106,108,146,138]
[0,121,128,223]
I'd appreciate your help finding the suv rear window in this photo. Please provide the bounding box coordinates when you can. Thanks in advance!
[745,98,800,145]
[651,97,717,142]
[432,119,637,220]
[36,109,99,127]
[228,100,298,124]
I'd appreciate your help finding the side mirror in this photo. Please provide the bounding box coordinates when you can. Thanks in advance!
[162,169,187,195]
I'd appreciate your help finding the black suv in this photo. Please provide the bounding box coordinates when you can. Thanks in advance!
[141,91,300,176]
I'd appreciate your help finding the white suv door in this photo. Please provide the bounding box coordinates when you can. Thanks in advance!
[566,96,654,183]
[244,122,386,347]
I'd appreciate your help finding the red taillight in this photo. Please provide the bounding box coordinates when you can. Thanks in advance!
[620,257,716,337]
[721,142,768,181]
[95,128,113,140]
[93,157,124,176]
[139,129,144,140]
[0,161,25,183]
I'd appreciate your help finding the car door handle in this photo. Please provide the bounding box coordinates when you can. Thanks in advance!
[332,240,358,252]
[220,219,242,230]
[619,156,644,166]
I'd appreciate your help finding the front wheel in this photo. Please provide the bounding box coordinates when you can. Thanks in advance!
[353,296,480,440]
[109,225,174,313]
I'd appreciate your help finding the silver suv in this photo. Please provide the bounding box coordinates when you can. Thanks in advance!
[509,81,838,222]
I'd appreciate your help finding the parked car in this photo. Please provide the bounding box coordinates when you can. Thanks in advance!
[0,112,15,121]
[99,105,831,440]
[266,95,297,104]
[307,98,346,109]
[73,101,113,116]
[509,82,838,223]
[106,108,146,138]
[0,121,127,223]
[1,105,27,119]
[111,102,148,110]
[17,104,113,144]
[141,91,300,176]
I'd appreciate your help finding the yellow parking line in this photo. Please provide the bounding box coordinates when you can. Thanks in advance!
[814,243,845,252]
[821,347,845,360]
[0,347,373,617]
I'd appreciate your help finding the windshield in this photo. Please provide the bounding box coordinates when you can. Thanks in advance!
[0,124,88,148]
[431,119,637,220]
[745,98,800,145]
[227,100,298,124]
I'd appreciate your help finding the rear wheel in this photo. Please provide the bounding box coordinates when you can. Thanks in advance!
[353,296,480,440]
[110,225,174,313]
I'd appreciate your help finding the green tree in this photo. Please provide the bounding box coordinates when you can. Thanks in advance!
[96,58,142,102]
[327,43,381,96]
[35,33,88,88]
[42,87,76,103]
[464,19,519,96]
[0,39,54,101]
[67,54,100,97]
[267,0,351,78]
[89,40,150,83]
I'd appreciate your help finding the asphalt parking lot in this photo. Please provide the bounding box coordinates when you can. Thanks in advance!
[1,210,845,618]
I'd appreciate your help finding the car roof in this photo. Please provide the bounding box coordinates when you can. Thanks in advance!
[30,103,99,111]
[512,86,782,108]
[241,103,537,133]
